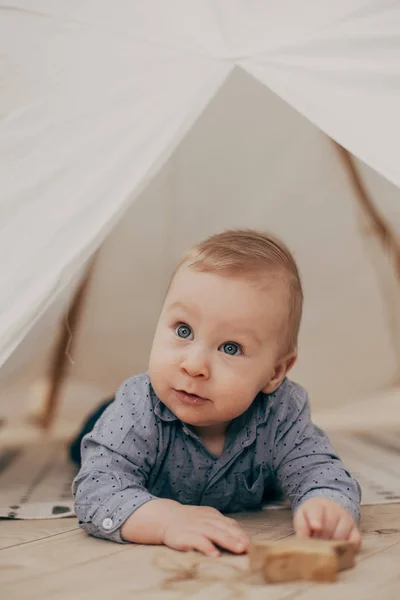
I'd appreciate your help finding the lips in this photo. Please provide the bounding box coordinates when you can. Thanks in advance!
[173,389,209,405]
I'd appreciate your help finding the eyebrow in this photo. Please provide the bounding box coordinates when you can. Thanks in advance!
[167,301,196,314]
[230,327,262,347]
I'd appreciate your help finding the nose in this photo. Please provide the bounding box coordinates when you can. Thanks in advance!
[180,346,210,379]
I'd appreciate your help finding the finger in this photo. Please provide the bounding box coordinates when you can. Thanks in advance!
[196,508,247,541]
[293,507,311,538]
[219,519,250,543]
[332,516,354,543]
[202,524,248,554]
[303,502,324,534]
[206,517,249,545]
[224,517,246,532]
[348,526,362,550]
[179,533,220,557]
[201,506,222,517]
[224,516,241,525]
[320,506,340,540]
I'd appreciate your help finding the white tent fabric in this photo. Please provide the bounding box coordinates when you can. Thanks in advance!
[1,0,400,369]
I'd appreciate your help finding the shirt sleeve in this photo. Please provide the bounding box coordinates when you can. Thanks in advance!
[72,376,159,542]
[271,382,361,522]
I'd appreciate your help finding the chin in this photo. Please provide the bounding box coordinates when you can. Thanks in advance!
[171,405,211,426]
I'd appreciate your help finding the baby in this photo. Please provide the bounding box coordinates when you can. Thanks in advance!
[73,229,361,556]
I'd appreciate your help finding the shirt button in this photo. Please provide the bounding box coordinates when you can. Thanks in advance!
[102,518,113,530]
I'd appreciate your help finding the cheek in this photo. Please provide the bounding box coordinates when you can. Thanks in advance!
[215,370,253,402]
[149,335,178,378]
[148,353,170,400]
[215,380,261,421]
[214,361,266,399]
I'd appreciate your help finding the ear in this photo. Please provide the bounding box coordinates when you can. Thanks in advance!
[262,352,297,394]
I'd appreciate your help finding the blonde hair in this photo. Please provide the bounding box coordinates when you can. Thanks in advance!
[172,229,303,353]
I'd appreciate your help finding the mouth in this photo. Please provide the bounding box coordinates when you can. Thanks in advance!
[173,389,209,405]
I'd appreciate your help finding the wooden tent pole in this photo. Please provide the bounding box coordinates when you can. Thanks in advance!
[37,256,97,429]
[334,143,400,271]
[333,142,400,375]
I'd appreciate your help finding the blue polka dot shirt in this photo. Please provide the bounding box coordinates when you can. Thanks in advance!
[73,373,361,542]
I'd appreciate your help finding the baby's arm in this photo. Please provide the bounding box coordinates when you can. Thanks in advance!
[73,377,248,554]
[272,383,361,545]
[120,499,248,556]
[72,378,159,543]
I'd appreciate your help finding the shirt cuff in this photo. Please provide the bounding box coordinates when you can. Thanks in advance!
[293,488,360,523]
[75,492,157,543]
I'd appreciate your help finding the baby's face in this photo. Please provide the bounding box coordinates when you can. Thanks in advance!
[149,266,290,430]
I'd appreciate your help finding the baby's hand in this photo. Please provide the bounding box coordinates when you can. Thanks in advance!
[293,497,362,549]
[162,505,250,557]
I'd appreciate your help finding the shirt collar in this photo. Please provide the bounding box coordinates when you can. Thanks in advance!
[151,385,179,422]
[256,377,289,424]
[227,391,272,445]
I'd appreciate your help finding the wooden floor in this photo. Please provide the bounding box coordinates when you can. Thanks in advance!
[1,503,400,599]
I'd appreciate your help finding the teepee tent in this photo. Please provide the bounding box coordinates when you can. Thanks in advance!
[1,1,400,432]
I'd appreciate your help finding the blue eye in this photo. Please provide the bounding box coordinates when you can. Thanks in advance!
[175,324,193,339]
[220,342,241,356]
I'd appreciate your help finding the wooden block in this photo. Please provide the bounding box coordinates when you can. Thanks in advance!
[248,538,357,583]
